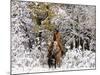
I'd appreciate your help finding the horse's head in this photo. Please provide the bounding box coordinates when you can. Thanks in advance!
[54,41,57,46]
[53,41,59,50]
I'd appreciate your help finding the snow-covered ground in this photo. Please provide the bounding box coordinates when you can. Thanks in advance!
[12,49,95,74]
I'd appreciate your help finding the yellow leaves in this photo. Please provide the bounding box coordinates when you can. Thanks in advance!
[45,24,55,31]
[32,24,40,33]
[39,4,48,11]
[28,3,56,32]
[41,17,55,31]
[48,10,56,18]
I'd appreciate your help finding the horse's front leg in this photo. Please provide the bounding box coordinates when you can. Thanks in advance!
[54,58,56,68]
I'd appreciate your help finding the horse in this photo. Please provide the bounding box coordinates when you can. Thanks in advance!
[47,41,62,68]
[47,29,63,68]
[47,41,56,68]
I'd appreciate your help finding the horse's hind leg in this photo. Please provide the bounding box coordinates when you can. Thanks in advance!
[48,59,51,68]
[54,60,56,68]
[54,58,57,68]
[56,55,61,68]
[49,64,52,68]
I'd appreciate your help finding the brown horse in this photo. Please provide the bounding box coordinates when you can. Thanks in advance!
[53,29,63,56]
[47,29,63,68]
[53,41,62,67]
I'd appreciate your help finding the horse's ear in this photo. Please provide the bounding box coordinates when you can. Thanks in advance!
[53,33,56,41]
[48,41,51,46]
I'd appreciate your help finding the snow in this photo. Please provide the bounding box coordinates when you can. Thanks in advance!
[12,49,95,74]
[62,49,95,69]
